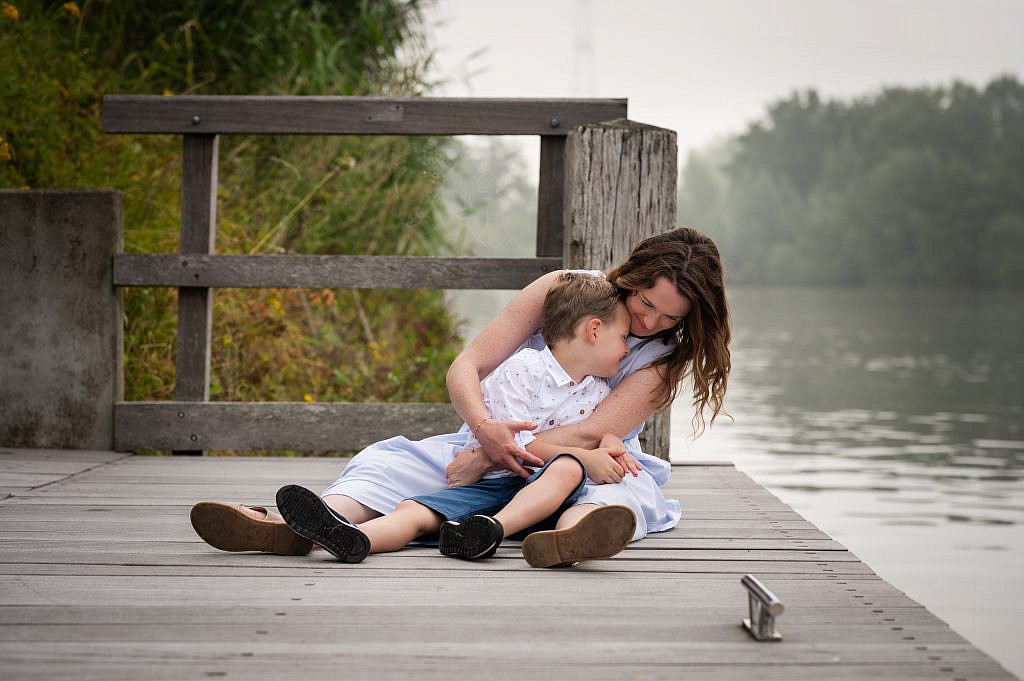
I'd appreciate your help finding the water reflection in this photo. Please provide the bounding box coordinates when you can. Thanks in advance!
[672,286,1024,676]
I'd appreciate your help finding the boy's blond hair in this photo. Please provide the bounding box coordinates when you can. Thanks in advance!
[541,272,623,346]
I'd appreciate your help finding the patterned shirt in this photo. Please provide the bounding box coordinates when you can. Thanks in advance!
[464,346,611,479]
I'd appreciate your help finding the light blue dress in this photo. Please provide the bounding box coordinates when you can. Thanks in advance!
[321,330,683,542]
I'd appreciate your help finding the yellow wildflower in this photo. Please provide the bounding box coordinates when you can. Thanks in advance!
[162,89,173,96]
[367,340,385,363]
[303,393,315,403]
[62,1,80,19]
[1,3,17,22]
[0,136,11,162]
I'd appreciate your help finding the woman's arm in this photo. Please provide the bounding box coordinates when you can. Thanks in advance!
[445,366,665,486]
[530,365,665,448]
[446,270,566,475]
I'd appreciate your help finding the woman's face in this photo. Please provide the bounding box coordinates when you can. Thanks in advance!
[626,276,691,337]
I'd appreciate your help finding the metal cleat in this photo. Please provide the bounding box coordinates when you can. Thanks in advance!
[741,574,785,641]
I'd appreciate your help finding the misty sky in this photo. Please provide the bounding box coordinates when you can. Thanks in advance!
[424,0,1024,159]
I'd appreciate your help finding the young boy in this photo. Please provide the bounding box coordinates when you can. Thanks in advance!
[276,273,641,563]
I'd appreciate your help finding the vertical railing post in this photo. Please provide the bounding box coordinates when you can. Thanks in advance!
[562,119,678,460]
[536,136,567,257]
[173,134,218,455]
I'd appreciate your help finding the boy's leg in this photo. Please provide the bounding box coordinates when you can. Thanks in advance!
[277,487,443,560]
[493,455,585,536]
[358,500,443,554]
[276,485,372,563]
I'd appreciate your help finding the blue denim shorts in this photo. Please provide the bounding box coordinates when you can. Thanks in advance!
[409,453,586,531]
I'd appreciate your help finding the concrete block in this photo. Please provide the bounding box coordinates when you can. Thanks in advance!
[0,189,123,449]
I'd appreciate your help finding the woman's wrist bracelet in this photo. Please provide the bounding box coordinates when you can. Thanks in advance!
[471,416,492,435]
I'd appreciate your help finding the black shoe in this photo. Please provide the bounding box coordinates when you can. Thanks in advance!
[439,515,504,560]
[275,485,370,563]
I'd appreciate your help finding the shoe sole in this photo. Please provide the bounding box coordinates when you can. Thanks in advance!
[275,485,370,563]
[190,502,313,555]
[521,504,636,568]
[439,516,502,560]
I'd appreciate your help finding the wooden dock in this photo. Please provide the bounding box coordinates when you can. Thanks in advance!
[0,448,1015,680]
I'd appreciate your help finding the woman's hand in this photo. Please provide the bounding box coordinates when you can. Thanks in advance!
[446,448,495,487]
[474,418,544,478]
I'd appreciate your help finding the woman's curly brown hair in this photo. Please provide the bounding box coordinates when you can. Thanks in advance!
[607,227,731,434]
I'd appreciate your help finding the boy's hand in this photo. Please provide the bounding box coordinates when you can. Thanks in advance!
[579,448,625,484]
[609,451,642,477]
[597,433,641,477]
[446,447,495,487]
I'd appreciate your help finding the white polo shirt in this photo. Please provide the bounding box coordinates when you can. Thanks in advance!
[464,346,611,479]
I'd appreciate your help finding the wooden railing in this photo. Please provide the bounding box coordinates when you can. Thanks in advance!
[103,96,677,456]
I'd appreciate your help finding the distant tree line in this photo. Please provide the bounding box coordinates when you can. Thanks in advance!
[679,76,1024,287]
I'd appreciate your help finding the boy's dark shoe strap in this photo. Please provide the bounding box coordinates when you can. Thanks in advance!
[439,515,504,560]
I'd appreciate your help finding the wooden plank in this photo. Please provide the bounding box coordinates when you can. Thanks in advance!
[0,603,941,626]
[101,96,628,136]
[113,254,562,290]
[0,619,971,646]
[0,536,861,562]
[0,659,1009,681]
[0,641,1010,681]
[174,134,218,455]
[0,575,910,607]
[114,402,462,451]
[535,136,566,257]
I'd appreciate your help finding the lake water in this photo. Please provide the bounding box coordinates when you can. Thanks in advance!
[449,285,1024,677]
[671,287,1024,678]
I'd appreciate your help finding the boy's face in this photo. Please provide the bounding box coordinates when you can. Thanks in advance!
[590,302,632,377]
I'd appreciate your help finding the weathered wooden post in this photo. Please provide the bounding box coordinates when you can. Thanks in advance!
[0,190,124,449]
[562,119,678,459]
[174,134,219,455]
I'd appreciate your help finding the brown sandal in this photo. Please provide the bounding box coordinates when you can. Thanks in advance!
[190,502,314,555]
[521,504,636,568]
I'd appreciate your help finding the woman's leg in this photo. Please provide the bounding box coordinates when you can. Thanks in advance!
[553,502,601,530]
[319,434,462,517]
[358,500,442,554]
[493,456,585,535]
[322,494,382,524]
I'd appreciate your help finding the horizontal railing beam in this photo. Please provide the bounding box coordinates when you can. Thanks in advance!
[115,402,463,451]
[113,254,563,289]
[102,96,628,136]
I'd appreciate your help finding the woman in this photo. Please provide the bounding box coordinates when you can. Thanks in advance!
[191,227,731,564]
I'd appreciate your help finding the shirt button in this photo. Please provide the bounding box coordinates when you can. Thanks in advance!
[580,409,586,415]
[569,381,575,386]
[549,419,555,425]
